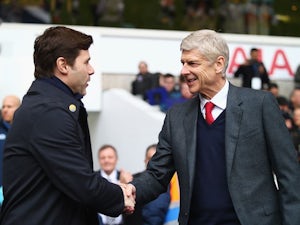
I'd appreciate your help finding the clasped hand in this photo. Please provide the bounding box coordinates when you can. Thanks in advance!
[119,183,136,214]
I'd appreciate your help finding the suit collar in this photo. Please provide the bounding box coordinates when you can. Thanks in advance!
[184,97,199,188]
[225,84,243,177]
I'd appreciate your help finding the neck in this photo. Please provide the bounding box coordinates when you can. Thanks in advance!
[201,78,226,100]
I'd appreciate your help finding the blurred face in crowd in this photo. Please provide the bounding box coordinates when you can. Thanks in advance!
[250,49,259,61]
[269,87,279,97]
[98,147,118,175]
[290,89,300,109]
[63,50,94,96]
[1,95,21,124]
[180,49,225,99]
[163,76,176,92]
[138,62,148,75]
[293,108,300,127]
[144,147,156,167]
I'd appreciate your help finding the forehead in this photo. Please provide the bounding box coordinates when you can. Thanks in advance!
[181,49,205,61]
[99,147,117,156]
[2,97,18,107]
[75,50,90,61]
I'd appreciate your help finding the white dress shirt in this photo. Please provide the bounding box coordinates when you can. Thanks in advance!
[99,170,123,225]
[200,79,229,121]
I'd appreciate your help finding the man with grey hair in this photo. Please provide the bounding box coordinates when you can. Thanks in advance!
[131,29,300,225]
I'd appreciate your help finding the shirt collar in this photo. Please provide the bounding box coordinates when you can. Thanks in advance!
[101,169,118,183]
[200,79,229,111]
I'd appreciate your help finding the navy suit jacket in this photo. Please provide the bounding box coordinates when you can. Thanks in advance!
[0,79,124,225]
[132,83,300,225]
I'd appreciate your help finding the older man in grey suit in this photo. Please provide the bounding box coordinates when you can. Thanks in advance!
[131,29,300,225]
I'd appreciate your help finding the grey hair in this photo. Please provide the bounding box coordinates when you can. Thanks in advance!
[180,29,229,76]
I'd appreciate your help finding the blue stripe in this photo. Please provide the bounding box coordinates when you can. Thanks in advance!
[164,207,179,222]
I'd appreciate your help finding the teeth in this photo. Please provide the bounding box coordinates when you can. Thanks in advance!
[187,78,196,82]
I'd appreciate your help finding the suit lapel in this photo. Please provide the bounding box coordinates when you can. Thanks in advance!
[225,84,243,178]
[184,97,199,189]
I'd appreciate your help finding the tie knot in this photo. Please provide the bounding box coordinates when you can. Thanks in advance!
[205,102,215,112]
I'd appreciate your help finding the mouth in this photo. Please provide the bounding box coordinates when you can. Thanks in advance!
[185,76,197,85]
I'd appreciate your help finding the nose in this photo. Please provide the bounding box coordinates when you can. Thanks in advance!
[181,64,190,75]
[88,64,95,76]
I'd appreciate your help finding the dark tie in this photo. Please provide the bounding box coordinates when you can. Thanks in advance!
[205,102,215,125]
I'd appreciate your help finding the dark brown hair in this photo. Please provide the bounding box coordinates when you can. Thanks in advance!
[33,26,93,79]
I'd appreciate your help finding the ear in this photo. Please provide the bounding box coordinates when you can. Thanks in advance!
[56,57,68,75]
[215,56,225,74]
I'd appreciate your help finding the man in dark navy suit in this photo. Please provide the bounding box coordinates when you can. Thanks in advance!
[0,26,135,225]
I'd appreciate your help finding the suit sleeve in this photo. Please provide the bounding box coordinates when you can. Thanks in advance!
[30,106,124,216]
[132,111,175,205]
[262,92,300,224]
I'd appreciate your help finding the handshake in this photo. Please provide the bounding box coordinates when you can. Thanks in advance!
[119,183,136,214]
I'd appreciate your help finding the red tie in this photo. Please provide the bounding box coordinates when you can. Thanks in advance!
[205,102,215,125]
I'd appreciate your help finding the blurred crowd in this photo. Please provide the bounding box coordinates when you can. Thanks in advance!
[0,0,276,35]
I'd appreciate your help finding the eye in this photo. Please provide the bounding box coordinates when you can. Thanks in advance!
[188,61,200,67]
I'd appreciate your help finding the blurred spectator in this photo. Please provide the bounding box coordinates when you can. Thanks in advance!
[294,64,300,88]
[92,0,124,26]
[0,1,22,22]
[146,73,182,112]
[182,0,216,31]
[289,87,300,112]
[0,95,21,205]
[217,0,246,34]
[163,172,180,225]
[159,0,176,26]
[0,1,50,23]
[123,144,170,225]
[245,1,275,35]
[131,61,157,100]
[276,96,294,132]
[290,108,300,162]
[97,144,132,225]
[234,48,269,90]
[268,82,279,97]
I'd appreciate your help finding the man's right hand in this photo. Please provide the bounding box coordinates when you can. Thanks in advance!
[119,183,136,214]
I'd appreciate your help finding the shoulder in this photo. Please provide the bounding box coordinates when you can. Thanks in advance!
[168,96,198,113]
[24,80,81,118]
[228,84,276,108]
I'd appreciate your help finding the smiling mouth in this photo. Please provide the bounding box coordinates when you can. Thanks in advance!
[186,77,197,84]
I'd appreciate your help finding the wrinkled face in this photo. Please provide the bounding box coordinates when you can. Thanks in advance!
[67,50,94,96]
[180,49,221,96]
[1,96,20,124]
[98,147,118,175]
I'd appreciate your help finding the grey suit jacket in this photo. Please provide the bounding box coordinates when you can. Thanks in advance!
[132,83,300,225]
